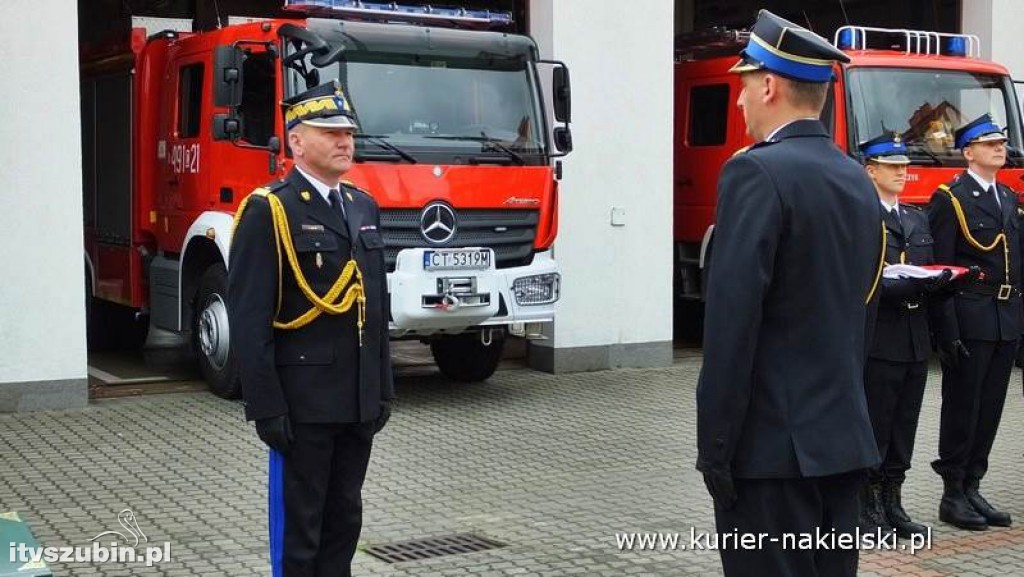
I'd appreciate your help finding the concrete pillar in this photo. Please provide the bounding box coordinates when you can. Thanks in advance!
[0,0,89,411]
[528,0,675,373]
[962,0,1024,79]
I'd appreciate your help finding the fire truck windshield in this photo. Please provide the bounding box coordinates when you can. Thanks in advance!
[847,67,1024,167]
[284,37,548,165]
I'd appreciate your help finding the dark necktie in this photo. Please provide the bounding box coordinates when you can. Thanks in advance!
[990,185,1001,210]
[328,188,347,219]
[889,206,901,229]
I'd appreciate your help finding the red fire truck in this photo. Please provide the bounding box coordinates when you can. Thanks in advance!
[81,1,573,397]
[674,25,1024,308]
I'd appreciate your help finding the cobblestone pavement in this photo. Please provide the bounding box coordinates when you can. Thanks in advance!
[2,352,1024,576]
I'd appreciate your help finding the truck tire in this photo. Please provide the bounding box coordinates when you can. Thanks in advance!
[192,264,241,399]
[430,330,505,382]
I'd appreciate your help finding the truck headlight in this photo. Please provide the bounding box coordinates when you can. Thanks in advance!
[513,273,560,305]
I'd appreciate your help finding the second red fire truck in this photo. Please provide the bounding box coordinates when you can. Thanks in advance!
[674,25,1024,309]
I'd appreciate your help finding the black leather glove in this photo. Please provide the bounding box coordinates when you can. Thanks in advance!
[701,469,738,511]
[255,415,293,454]
[914,269,954,294]
[373,401,392,434]
[958,266,983,284]
[937,339,970,369]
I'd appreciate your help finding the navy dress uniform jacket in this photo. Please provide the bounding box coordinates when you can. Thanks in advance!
[228,169,395,424]
[697,119,882,479]
[869,205,935,363]
[928,172,1023,342]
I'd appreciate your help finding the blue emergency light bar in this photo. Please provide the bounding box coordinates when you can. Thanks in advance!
[283,1,513,29]
[833,25,979,58]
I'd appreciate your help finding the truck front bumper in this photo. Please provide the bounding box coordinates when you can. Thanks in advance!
[387,249,558,337]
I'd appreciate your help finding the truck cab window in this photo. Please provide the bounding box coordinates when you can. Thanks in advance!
[688,84,729,146]
[847,68,1021,166]
[177,64,204,138]
[239,52,276,146]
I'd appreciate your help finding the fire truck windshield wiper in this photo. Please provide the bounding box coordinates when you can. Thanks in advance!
[904,144,943,166]
[424,134,526,165]
[354,134,417,163]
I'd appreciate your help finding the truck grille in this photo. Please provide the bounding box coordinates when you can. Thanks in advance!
[380,209,538,273]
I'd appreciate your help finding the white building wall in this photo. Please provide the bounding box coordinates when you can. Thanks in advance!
[962,0,1024,80]
[0,0,88,410]
[528,0,675,372]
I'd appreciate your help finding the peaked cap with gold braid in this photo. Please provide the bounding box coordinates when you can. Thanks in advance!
[283,80,359,131]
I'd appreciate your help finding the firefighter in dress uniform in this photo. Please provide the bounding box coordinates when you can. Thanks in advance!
[228,81,394,576]
[696,10,883,577]
[858,132,953,538]
[928,113,1020,531]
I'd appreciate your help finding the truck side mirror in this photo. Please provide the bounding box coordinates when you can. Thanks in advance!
[213,46,245,108]
[553,126,573,153]
[212,114,243,140]
[553,65,571,124]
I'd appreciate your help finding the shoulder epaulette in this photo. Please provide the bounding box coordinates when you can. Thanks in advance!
[731,145,751,157]
[267,179,289,192]
[249,180,287,199]
[899,203,923,211]
[341,180,373,198]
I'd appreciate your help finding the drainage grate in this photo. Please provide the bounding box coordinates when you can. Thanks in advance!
[364,533,505,563]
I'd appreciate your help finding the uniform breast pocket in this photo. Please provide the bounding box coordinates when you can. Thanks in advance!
[968,217,1002,243]
[293,231,339,253]
[292,232,339,284]
[907,232,934,261]
[360,230,385,251]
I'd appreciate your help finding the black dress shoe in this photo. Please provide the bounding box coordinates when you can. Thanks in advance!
[965,486,1012,527]
[940,479,988,531]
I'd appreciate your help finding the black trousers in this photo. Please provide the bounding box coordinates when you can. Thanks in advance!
[714,471,863,577]
[270,422,374,577]
[864,358,928,483]
[932,339,1017,483]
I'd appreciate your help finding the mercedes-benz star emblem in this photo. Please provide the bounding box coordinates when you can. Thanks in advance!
[420,203,457,244]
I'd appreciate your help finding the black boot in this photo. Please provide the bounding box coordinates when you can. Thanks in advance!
[964,479,1012,527]
[939,477,988,530]
[860,480,894,533]
[882,480,928,538]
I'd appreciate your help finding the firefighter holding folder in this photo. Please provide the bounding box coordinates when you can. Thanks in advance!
[928,113,1020,531]
[858,132,951,539]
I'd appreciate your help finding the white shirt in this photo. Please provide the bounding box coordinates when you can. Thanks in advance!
[295,165,345,216]
[967,168,1000,208]
[880,199,900,216]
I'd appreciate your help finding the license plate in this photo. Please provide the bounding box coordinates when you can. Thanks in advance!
[423,249,492,271]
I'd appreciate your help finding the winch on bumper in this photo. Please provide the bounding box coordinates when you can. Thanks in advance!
[387,247,559,337]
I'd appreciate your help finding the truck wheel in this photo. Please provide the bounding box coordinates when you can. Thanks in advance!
[192,264,241,399]
[430,330,505,382]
